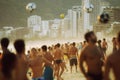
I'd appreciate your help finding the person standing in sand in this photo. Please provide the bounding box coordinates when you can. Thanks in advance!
[42,45,54,80]
[104,31,120,80]
[14,39,29,80]
[29,48,52,80]
[69,42,78,73]
[79,31,104,80]
[53,43,64,80]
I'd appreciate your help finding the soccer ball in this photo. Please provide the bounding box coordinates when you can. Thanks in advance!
[84,4,94,13]
[26,2,36,12]
[98,13,110,23]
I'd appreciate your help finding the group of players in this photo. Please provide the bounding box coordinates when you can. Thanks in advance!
[27,41,79,80]
[0,31,120,80]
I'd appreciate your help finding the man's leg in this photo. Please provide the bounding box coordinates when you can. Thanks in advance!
[70,66,72,73]
[75,59,78,72]
[56,65,60,80]
[59,63,65,77]
[53,64,57,78]
[70,59,73,73]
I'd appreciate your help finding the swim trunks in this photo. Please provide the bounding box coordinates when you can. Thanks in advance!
[87,72,103,80]
[55,59,62,64]
[44,66,53,80]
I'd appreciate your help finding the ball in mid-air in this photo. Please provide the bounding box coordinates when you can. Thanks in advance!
[84,4,94,13]
[26,2,36,12]
[60,14,65,19]
[98,13,110,23]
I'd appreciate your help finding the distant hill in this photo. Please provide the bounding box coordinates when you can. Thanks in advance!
[0,0,119,27]
[107,0,120,6]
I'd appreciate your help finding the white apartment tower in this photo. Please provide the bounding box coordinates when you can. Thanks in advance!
[67,6,82,38]
[82,0,90,33]
[28,15,42,32]
[82,0,101,33]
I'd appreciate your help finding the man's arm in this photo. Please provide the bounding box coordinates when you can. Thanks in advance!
[50,54,55,61]
[104,57,111,80]
[42,56,53,68]
[79,50,87,77]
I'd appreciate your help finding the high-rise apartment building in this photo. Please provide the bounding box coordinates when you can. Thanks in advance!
[82,0,101,33]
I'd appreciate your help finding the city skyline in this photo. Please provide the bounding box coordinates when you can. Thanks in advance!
[0,0,120,39]
[0,0,120,27]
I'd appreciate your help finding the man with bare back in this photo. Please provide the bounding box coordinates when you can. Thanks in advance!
[69,42,78,73]
[42,45,54,80]
[29,48,52,80]
[112,37,118,53]
[53,43,64,80]
[102,38,108,54]
[14,39,28,80]
[104,31,120,80]
[79,31,104,80]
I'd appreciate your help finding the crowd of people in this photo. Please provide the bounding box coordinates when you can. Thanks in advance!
[0,31,119,80]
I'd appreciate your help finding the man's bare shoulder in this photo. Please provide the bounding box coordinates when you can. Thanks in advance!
[81,45,88,54]
[80,46,89,58]
[107,50,120,61]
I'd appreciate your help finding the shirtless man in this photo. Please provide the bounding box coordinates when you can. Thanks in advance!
[69,42,78,73]
[53,43,64,80]
[112,37,118,53]
[79,31,104,80]
[42,45,54,80]
[64,43,69,58]
[104,31,120,80]
[14,39,28,80]
[102,38,108,54]
[0,52,17,80]
[29,48,52,80]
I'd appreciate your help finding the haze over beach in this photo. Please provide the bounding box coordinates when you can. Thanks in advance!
[0,0,120,80]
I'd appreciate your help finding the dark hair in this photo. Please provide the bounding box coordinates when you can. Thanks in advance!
[117,31,120,43]
[56,43,60,48]
[41,45,47,51]
[48,46,52,50]
[84,31,94,42]
[1,52,17,78]
[98,40,101,44]
[103,38,106,41]
[83,41,86,43]
[1,38,9,48]
[14,39,25,54]
[112,37,116,42]
[73,42,76,46]
[27,50,30,54]
[31,48,37,52]
[38,48,41,52]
